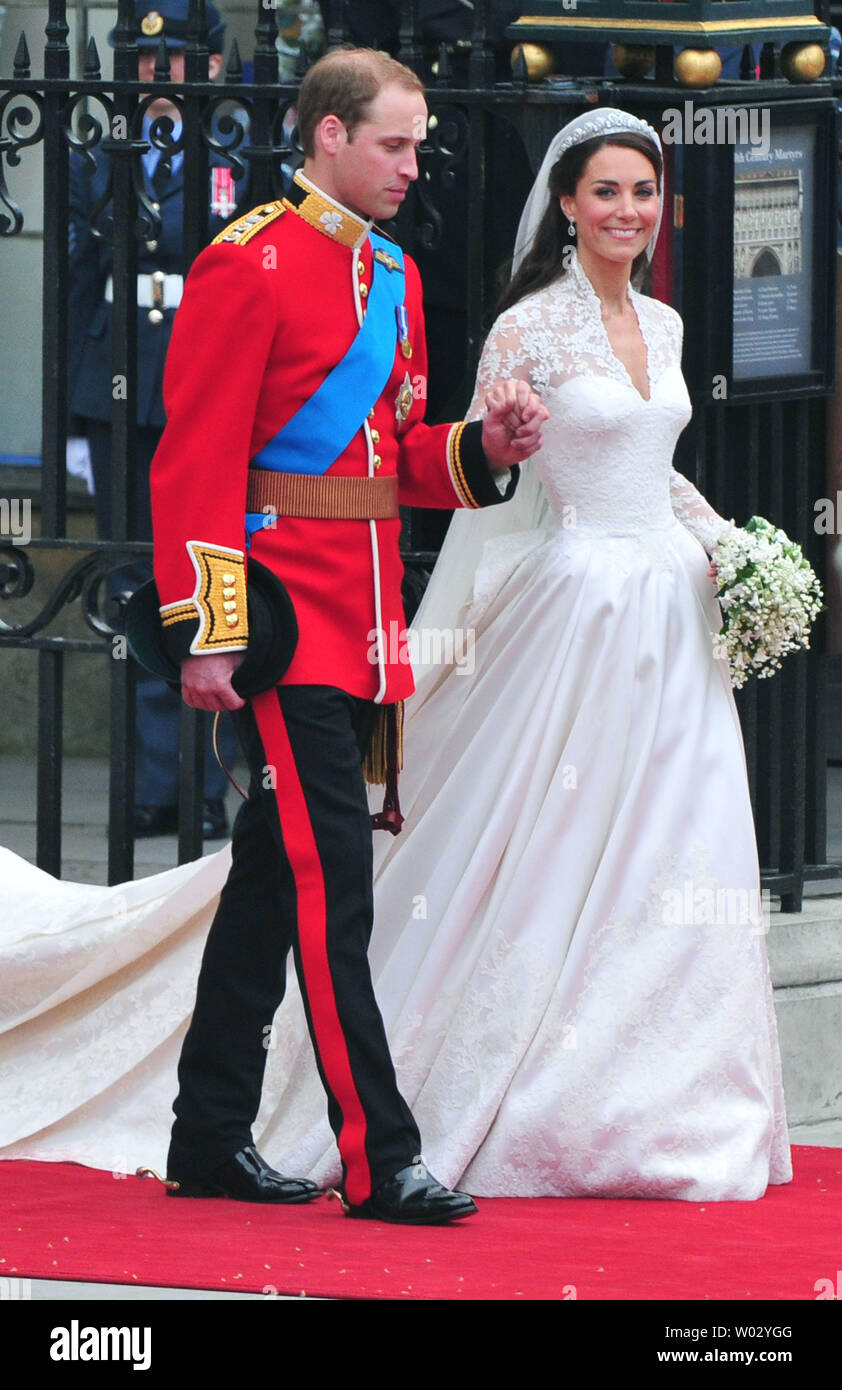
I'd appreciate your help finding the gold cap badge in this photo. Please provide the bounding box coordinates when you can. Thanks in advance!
[141,11,165,37]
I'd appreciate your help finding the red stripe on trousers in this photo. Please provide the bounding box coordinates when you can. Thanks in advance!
[251,689,372,1205]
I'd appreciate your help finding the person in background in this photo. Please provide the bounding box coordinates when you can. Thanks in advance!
[67,1,242,839]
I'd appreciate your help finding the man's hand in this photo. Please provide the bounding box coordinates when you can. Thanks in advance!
[481,379,548,471]
[180,652,246,711]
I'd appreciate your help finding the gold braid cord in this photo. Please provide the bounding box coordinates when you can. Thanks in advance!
[447,421,480,509]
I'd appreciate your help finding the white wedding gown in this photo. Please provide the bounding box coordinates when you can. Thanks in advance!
[0,255,791,1200]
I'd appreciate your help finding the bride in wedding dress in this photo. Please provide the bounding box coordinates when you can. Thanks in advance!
[0,109,791,1200]
[358,109,792,1201]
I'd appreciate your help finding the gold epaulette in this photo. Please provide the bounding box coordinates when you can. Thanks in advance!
[212,201,285,247]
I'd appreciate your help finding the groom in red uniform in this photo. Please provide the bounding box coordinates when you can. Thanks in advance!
[150,47,546,1222]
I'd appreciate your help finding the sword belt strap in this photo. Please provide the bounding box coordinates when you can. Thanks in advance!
[246,470,399,520]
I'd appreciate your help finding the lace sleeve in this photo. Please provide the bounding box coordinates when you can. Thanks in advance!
[466,313,544,423]
[670,469,735,553]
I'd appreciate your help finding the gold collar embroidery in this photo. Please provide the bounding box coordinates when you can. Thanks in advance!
[284,172,372,251]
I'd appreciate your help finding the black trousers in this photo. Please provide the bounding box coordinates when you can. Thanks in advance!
[168,684,421,1203]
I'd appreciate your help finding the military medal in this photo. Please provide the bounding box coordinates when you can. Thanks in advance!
[396,305,412,360]
[211,167,235,218]
[395,372,413,424]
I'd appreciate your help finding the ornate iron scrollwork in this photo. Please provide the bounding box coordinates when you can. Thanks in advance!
[133,99,184,240]
[0,544,150,643]
[0,91,45,235]
[204,93,251,186]
[64,90,112,173]
[415,104,469,252]
[0,545,34,601]
[120,95,185,242]
[65,92,187,245]
[64,90,114,238]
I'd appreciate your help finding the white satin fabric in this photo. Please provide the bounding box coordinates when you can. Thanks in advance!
[0,257,791,1199]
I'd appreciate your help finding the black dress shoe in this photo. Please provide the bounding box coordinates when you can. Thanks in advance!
[201,797,229,840]
[167,1145,321,1204]
[133,803,179,837]
[133,800,229,840]
[347,1157,477,1225]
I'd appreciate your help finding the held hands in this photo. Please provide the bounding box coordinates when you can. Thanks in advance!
[180,652,246,712]
[481,379,549,471]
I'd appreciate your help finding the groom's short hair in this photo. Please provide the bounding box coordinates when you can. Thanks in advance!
[297,47,425,158]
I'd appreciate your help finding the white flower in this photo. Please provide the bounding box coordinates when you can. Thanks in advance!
[710,516,822,690]
[319,210,344,235]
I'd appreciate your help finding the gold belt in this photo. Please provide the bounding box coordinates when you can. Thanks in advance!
[247,470,399,520]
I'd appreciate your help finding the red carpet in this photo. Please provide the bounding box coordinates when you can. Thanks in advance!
[1,1148,839,1300]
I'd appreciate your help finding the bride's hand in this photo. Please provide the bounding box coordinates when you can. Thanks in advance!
[481,380,548,469]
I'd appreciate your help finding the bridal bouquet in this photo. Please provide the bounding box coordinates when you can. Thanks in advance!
[711,516,823,689]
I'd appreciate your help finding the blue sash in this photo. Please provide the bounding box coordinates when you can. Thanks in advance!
[246,232,405,539]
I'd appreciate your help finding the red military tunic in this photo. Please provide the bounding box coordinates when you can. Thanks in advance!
[150,172,516,702]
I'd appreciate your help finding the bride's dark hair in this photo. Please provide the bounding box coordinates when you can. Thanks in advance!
[495,132,663,317]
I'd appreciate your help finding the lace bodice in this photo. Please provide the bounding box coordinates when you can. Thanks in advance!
[470,254,731,551]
